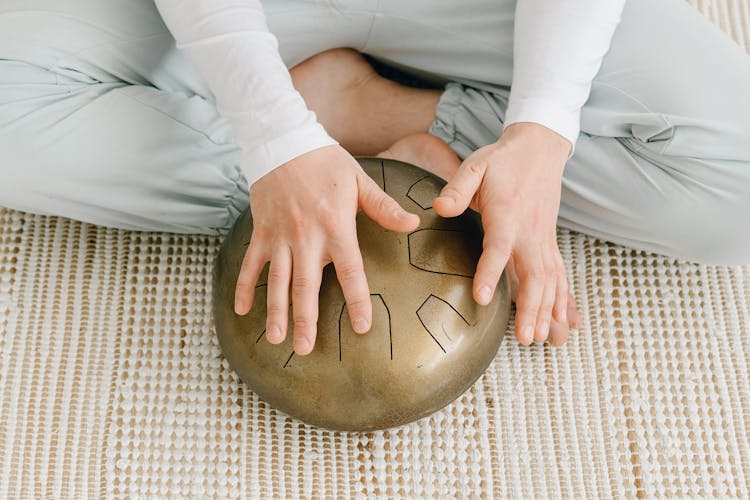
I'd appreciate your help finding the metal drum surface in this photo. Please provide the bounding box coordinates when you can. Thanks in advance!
[213,158,510,431]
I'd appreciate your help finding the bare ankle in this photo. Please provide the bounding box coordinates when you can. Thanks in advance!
[378,133,460,181]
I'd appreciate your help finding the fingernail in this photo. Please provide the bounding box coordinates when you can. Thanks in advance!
[540,321,550,339]
[561,308,568,324]
[294,336,310,354]
[522,325,534,344]
[353,316,370,334]
[396,210,413,220]
[234,296,244,315]
[478,286,492,305]
[267,325,281,342]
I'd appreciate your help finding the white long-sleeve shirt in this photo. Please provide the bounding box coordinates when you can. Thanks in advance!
[153,0,336,187]
[154,0,626,186]
[505,0,626,148]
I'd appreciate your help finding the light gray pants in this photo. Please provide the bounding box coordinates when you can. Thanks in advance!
[1,0,749,264]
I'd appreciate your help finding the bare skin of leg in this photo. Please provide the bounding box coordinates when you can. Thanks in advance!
[290,48,442,155]
[290,48,581,345]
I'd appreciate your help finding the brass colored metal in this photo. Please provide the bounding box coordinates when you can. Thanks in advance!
[212,158,510,431]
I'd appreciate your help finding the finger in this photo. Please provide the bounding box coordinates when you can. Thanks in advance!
[506,254,520,300]
[550,292,578,346]
[533,273,556,343]
[551,250,569,325]
[513,257,546,346]
[533,249,561,342]
[331,238,372,334]
[548,319,570,346]
[473,241,511,306]
[433,160,486,218]
[291,248,324,355]
[265,244,292,344]
[567,292,583,328]
[549,292,581,346]
[357,172,419,232]
[234,237,268,316]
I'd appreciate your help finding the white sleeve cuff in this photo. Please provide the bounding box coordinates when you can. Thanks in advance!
[503,97,580,155]
[240,121,338,187]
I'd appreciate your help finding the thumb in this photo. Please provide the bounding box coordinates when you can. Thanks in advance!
[433,160,486,217]
[357,172,420,232]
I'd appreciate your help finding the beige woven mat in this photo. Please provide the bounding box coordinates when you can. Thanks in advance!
[2,1,750,497]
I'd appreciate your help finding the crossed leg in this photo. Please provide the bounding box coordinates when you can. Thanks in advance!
[272,0,750,267]
[278,0,750,346]
[290,48,583,345]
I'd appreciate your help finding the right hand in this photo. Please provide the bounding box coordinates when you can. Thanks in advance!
[233,145,420,355]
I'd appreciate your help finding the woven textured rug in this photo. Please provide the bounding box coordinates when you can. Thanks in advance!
[2,1,750,497]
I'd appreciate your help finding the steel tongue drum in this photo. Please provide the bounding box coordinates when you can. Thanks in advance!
[212,158,510,431]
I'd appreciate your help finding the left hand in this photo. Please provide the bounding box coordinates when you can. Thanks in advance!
[433,122,573,346]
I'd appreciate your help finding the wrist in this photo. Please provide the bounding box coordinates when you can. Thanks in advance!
[500,122,572,165]
[242,125,338,190]
[249,143,340,192]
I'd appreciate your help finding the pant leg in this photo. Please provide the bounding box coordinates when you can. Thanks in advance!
[261,0,376,68]
[265,0,750,264]
[263,0,515,86]
[0,1,249,234]
[0,60,248,234]
[0,0,213,96]
[423,0,750,266]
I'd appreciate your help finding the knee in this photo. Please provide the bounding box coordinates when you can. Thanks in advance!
[289,48,375,103]
[652,202,750,266]
[680,233,750,267]
[671,239,750,267]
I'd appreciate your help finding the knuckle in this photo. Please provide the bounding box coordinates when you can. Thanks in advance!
[292,274,314,292]
[235,276,255,288]
[290,216,308,239]
[293,317,314,332]
[250,224,271,241]
[346,296,370,313]
[316,201,336,222]
[375,194,396,217]
[322,217,343,236]
[338,262,364,283]
[236,261,262,286]
[267,267,287,284]
[441,185,464,199]
[486,240,512,257]
[360,180,376,204]
[317,206,343,235]
[523,268,546,283]
[466,161,485,177]
[545,273,557,288]
[538,303,554,316]
[516,305,539,319]
[480,262,503,282]
[240,243,262,264]
[266,304,287,317]
[485,270,503,284]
